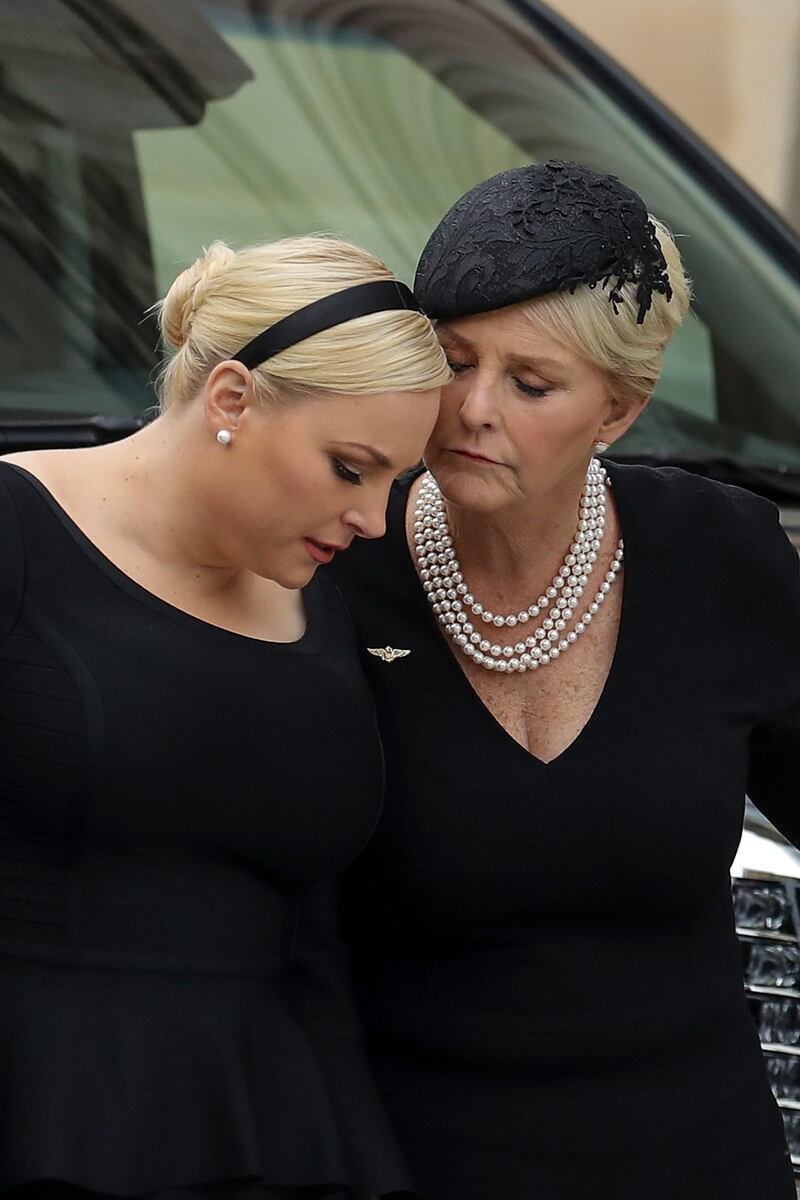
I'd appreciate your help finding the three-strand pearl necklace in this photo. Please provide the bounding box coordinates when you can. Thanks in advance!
[413,457,623,674]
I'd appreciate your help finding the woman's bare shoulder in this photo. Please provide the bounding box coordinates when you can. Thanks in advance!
[0,448,102,496]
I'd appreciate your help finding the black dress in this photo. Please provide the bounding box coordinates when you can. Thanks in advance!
[329,463,800,1200]
[0,462,414,1200]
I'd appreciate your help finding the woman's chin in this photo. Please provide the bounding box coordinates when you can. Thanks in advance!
[256,557,317,590]
[428,461,512,513]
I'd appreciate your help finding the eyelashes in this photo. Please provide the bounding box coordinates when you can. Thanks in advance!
[446,360,549,399]
[331,457,363,486]
[512,376,549,399]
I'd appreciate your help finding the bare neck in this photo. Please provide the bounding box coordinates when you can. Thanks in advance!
[413,464,615,613]
[24,415,244,597]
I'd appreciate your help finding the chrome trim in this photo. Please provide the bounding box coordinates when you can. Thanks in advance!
[744,985,800,1000]
[737,928,799,944]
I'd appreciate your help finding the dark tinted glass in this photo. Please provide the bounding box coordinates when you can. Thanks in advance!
[3,0,800,471]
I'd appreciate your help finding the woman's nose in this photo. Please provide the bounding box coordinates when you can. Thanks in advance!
[458,377,497,429]
[343,501,388,541]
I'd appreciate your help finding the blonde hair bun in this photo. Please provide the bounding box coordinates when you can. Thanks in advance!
[154,235,450,412]
[160,241,236,350]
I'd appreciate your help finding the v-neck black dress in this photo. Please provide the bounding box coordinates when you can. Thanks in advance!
[329,463,800,1200]
[0,462,415,1200]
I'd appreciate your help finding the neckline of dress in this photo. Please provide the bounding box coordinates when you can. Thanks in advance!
[2,462,323,654]
[389,461,637,770]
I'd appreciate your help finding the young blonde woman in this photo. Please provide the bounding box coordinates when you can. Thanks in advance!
[331,162,800,1199]
[0,235,448,1200]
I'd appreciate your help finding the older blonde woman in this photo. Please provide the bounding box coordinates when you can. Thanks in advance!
[331,163,800,1199]
[0,236,448,1200]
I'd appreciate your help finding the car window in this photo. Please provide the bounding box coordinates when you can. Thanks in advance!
[3,0,800,474]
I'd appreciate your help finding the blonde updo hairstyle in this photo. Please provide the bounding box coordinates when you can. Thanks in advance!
[520,219,691,406]
[155,235,450,412]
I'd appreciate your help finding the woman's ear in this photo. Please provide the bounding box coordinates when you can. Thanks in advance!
[597,387,650,448]
[202,360,253,437]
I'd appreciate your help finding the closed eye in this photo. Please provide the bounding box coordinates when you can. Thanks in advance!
[512,375,550,399]
[446,358,472,374]
[331,457,363,485]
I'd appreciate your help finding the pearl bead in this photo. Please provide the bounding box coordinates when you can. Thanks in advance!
[412,465,622,677]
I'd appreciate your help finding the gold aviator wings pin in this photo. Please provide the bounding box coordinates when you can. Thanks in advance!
[367,646,411,663]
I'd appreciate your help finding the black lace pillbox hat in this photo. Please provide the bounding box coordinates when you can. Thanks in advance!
[414,160,672,325]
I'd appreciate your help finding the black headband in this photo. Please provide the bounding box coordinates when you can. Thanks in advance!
[231,279,421,369]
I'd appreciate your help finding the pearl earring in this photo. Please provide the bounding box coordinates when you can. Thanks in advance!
[594,440,609,453]
[216,429,232,446]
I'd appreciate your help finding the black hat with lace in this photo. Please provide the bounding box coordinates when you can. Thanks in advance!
[414,160,672,325]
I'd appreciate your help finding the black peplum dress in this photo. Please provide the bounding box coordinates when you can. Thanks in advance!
[0,462,414,1200]
[329,463,800,1200]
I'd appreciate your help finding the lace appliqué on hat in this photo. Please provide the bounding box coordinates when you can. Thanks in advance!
[415,160,673,324]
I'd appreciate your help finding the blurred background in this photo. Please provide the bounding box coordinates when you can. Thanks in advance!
[549,0,800,234]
